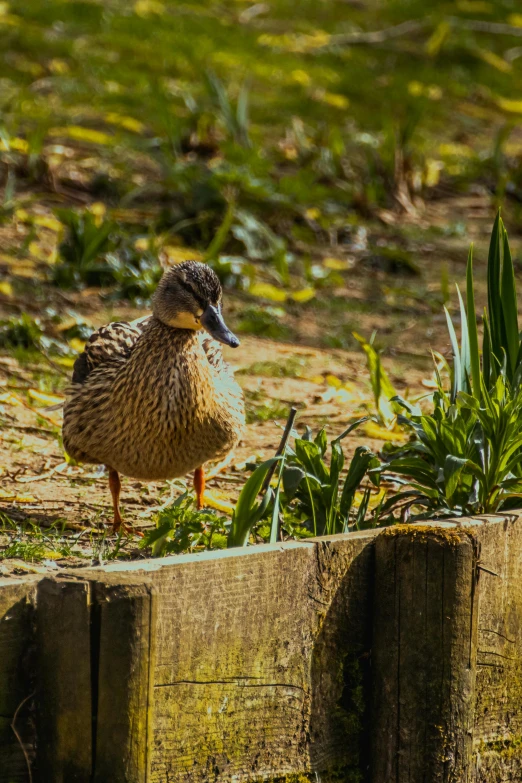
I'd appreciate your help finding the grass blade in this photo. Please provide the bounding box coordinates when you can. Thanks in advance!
[339,446,375,520]
[269,450,287,544]
[444,305,462,402]
[500,223,519,379]
[466,245,481,400]
[456,285,470,394]
[353,332,399,425]
[487,209,503,364]
[228,457,280,547]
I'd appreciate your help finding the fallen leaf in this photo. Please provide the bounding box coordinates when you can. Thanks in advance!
[0,489,15,499]
[497,97,522,114]
[9,136,29,153]
[54,356,75,368]
[323,257,353,271]
[15,494,38,503]
[313,90,349,110]
[249,283,287,302]
[203,490,235,514]
[353,487,386,510]
[69,338,85,353]
[363,421,409,442]
[291,288,315,303]
[476,49,511,74]
[28,389,64,406]
[164,246,203,264]
[105,112,145,133]
[0,391,23,407]
[49,126,114,145]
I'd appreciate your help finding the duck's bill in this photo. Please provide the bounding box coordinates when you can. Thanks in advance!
[201,304,240,348]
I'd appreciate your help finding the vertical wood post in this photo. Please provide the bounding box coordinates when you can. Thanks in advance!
[35,575,156,783]
[36,577,92,783]
[0,578,39,783]
[372,526,479,783]
[92,578,156,783]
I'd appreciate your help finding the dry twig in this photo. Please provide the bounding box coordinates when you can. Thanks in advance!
[11,692,34,783]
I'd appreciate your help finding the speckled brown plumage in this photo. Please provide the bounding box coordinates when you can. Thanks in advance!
[62,261,245,527]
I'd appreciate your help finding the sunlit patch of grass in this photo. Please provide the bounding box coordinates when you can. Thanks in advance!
[0,513,84,563]
[90,524,144,565]
[245,390,290,423]
[236,306,292,339]
[238,357,308,378]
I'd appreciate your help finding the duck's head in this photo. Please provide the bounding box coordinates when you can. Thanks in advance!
[152,261,240,348]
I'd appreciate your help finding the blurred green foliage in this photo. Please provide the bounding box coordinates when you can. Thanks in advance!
[1,0,522,299]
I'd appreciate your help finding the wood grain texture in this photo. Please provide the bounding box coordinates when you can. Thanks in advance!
[35,577,92,783]
[88,535,377,782]
[470,515,522,782]
[93,577,156,783]
[0,576,39,783]
[372,525,478,783]
[3,518,522,782]
[148,542,324,782]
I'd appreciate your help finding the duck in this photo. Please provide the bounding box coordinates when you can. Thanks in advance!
[62,260,245,533]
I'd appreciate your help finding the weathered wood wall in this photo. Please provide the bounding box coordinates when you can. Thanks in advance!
[472,516,522,782]
[92,533,377,782]
[372,515,522,783]
[0,576,38,783]
[1,517,522,782]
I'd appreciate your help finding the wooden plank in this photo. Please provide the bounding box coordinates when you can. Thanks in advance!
[83,534,378,782]
[35,577,92,783]
[469,515,522,781]
[371,526,400,783]
[0,576,40,783]
[308,534,375,777]
[372,524,478,783]
[93,577,156,783]
[1,516,519,782]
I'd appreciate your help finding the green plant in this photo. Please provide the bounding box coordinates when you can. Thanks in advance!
[52,208,115,288]
[104,247,162,303]
[353,332,401,426]
[0,515,83,563]
[281,420,379,535]
[141,493,229,556]
[381,212,522,519]
[0,313,43,350]
[205,71,251,148]
[227,457,282,547]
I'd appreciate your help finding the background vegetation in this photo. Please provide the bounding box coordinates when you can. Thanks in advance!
[3,0,522,564]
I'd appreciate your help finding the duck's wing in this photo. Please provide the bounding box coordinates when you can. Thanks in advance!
[72,317,150,384]
[200,334,238,381]
[201,335,223,368]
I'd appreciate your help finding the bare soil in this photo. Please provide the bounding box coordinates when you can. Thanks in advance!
[1,192,520,572]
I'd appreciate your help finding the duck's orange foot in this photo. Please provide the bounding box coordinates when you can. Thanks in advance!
[111,512,144,538]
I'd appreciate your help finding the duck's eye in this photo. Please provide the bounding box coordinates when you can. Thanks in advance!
[178,278,206,310]
[193,293,207,310]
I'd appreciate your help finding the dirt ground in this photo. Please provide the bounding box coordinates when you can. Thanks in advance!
[0,192,518,571]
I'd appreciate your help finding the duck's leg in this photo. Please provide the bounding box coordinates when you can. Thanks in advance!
[194,466,205,509]
[107,467,144,537]
[108,467,123,532]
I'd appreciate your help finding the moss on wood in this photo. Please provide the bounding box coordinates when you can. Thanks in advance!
[478,735,522,759]
[380,523,470,545]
